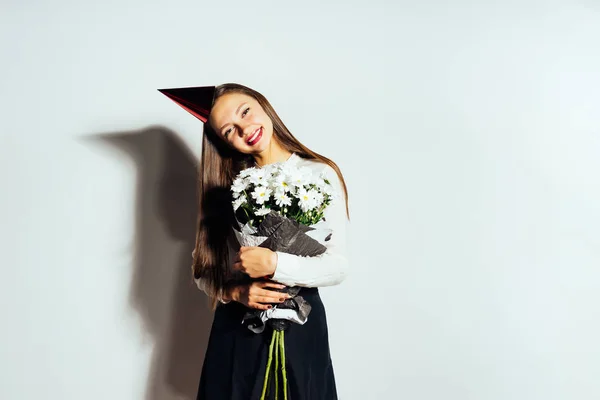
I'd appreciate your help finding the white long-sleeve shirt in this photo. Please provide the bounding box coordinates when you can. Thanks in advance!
[194,153,350,294]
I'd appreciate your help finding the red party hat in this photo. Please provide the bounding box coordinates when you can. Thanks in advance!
[157,85,216,123]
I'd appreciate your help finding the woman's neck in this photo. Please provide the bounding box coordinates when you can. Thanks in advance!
[252,145,293,167]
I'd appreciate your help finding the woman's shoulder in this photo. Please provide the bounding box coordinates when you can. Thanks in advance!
[294,154,337,173]
[294,155,343,188]
[294,153,348,215]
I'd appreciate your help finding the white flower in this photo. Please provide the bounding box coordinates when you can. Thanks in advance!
[309,188,324,208]
[261,163,278,175]
[233,194,247,211]
[248,168,268,186]
[255,207,271,216]
[251,186,272,205]
[239,167,256,178]
[274,191,292,207]
[278,163,295,177]
[273,171,292,193]
[231,177,246,194]
[289,166,312,188]
[297,187,317,212]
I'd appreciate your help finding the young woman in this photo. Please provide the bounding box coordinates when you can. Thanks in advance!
[160,82,350,400]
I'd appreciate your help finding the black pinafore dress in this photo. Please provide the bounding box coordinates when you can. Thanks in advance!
[196,287,338,400]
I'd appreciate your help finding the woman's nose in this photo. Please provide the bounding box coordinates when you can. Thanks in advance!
[240,125,254,137]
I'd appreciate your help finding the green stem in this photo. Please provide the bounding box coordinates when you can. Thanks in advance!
[274,331,280,400]
[260,330,277,400]
[280,331,288,400]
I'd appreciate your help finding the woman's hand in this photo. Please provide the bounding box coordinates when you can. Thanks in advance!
[228,281,289,310]
[233,246,278,278]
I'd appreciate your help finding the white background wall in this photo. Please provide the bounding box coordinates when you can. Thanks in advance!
[2,1,599,399]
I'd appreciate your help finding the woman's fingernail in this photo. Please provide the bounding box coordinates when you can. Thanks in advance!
[268,305,272,309]
[279,298,285,302]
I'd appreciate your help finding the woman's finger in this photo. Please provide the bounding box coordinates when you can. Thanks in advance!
[255,295,285,304]
[251,289,283,302]
[249,302,271,310]
[260,281,287,290]
[251,282,282,293]
[262,290,289,302]
[256,285,287,296]
[249,286,281,301]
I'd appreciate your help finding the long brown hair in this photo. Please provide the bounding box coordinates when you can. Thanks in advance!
[192,83,349,307]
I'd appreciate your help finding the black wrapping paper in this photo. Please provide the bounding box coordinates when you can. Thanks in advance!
[236,210,330,332]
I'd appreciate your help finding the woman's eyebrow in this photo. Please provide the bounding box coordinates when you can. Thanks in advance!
[219,102,248,132]
[235,102,248,115]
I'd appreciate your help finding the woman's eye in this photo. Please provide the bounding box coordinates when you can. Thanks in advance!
[242,107,250,117]
[224,128,232,137]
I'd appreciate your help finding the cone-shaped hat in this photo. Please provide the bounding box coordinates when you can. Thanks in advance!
[157,85,216,123]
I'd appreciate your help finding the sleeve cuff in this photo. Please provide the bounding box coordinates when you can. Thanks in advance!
[271,251,302,286]
[272,251,349,287]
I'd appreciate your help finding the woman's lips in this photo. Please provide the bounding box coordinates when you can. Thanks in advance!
[247,127,263,146]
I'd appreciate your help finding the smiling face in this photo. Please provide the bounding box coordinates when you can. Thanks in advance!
[208,92,275,155]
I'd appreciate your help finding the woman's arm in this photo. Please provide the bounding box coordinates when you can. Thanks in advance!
[271,165,350,287]
[196,271,290,309]
[193,229,239,303]
[194,273,231,303]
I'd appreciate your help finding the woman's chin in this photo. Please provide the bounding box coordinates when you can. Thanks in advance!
[246,138,271,153]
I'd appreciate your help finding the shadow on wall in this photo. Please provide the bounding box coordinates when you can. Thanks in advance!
[88,126,212,400]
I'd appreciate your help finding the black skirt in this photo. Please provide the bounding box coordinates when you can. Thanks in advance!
[196,287,338,400]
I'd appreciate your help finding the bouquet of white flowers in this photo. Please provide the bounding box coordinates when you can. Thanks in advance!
[232,161,334,230]
[231,160,336,258]
[230,159,337,400]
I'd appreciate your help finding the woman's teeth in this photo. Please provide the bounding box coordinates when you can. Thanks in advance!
[247,127,262,145]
